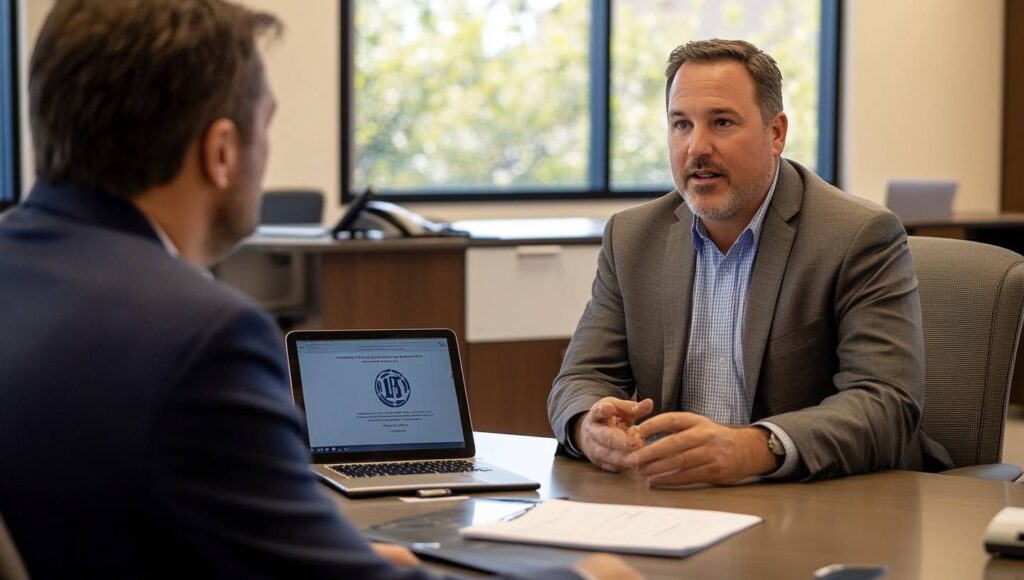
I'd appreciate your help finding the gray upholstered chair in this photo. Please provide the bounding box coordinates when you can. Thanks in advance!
[909,236,1024,480]
[0,513,28,580]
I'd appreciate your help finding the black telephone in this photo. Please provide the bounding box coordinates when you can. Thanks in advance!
[331,188,466,238]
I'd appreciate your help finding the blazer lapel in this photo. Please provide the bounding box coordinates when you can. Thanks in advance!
[661,197,696,414]
[742,161,802,414]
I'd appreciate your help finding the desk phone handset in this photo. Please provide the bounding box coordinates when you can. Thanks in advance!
[330,187,466,239]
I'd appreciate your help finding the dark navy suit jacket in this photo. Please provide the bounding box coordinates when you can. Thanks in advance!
[0,182,577,579]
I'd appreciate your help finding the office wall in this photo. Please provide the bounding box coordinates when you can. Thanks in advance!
[18,0,1004,218]
[841,0,1003,212]
[15,0,44,187]
[240,0,341,212]
[17,0,341,209]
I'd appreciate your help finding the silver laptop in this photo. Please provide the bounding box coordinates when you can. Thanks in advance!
[885,179,957,223]
[285,328,539,498]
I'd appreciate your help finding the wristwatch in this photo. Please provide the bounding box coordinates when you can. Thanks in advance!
[755,426,786,471]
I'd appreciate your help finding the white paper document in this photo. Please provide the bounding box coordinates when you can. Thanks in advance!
[458,499,761,557]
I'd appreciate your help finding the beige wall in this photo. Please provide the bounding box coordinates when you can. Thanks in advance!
[239,0,339,213]
[841,0,1003,211]
[18,0,341,209]
[18,0,1005,218]
[16,0,47,185]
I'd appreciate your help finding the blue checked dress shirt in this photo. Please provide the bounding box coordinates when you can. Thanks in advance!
[682,163,800,478]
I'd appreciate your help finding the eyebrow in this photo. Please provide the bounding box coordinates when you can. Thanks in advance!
[668,107,740,118]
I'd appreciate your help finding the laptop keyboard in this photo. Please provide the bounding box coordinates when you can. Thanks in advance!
[329,460,490,479]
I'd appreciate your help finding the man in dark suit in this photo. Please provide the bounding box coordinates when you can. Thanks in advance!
[0,1,635,578]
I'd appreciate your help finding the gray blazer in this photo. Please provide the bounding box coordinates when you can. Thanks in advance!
[548,159,954,480]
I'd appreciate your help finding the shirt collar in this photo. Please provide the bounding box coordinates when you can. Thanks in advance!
[141,212,214,280]
[142,215,181,258]
[692,159,781,248]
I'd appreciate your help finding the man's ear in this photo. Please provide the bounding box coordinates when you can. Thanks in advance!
[200,119,241,190]
[770,111,788,157]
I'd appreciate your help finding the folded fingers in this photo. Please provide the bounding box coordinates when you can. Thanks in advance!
[589,422,641,451]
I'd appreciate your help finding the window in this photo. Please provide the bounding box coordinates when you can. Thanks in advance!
[0,0,17,210]
[343,0,839,201]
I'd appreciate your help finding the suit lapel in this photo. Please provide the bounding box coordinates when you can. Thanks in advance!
[742,161,802,414]
[661,198,696,414]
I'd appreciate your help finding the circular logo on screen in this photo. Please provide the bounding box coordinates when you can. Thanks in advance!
[374,369,411,407]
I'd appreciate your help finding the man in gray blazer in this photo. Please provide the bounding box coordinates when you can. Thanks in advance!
[548,39,953,483]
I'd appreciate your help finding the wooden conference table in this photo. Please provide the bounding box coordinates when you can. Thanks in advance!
[333,433,1024,580]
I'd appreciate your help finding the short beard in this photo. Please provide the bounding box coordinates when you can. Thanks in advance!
[681,162,775,222]
[682,181,756,221]
[205,188,257,266]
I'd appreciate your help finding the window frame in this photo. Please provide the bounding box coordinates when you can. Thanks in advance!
[340,0,841,203]
[0,0,19,211]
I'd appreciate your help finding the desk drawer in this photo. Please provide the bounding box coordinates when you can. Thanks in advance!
[466,245,599,342]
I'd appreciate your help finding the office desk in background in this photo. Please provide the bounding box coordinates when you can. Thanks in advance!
[224,212,1024,436]
[234,219,607,438]
[904,212,1024,253]
[335,433,1024,580]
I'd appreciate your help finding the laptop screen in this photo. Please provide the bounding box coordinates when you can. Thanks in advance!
[286,329,476,463]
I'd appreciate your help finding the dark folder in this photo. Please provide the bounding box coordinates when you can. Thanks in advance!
[361,498,586,575]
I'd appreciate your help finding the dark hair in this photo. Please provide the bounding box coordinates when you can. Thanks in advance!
[664,39,783,126]
[29,0,281,199]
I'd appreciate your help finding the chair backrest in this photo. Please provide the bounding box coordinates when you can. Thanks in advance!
[259,190,324,225]
[0,513,28,580]
[910,236,1024,467]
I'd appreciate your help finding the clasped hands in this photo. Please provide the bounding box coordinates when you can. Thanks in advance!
[573,397,777,485]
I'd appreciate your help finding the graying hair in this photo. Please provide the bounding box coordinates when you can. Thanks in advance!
[665,39,783,126]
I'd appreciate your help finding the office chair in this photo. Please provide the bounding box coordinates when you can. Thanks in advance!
[0,513,29,580]
[909,236,1024,481]
[215,189,325,330]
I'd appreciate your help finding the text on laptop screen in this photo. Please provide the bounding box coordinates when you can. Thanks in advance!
[296,338,466,453]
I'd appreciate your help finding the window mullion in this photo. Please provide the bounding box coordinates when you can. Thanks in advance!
[588,0,611,192]
[0,0,18,208]
[339,0,354,203]
[816,0,841,185]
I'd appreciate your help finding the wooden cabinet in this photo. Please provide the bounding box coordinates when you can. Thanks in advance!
[461,244,599,435]
[1004,0,1024,213]
[465,245,599,342]
[282,239,602,437]
[319,249,467,356]
[464,339,570,437]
